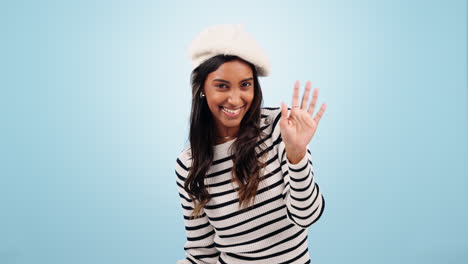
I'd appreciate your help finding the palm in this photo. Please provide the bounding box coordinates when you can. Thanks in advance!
[280,80,326,151]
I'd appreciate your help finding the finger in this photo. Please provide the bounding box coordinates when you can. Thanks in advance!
[291,80,300,110]
[280,101,289,122]
[300,81,312,109]
[307,87,319,115]
[313,103,327,124]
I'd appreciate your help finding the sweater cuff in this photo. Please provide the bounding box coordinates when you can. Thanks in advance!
[286,151,309,172]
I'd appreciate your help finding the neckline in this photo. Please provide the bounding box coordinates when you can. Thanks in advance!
[213,138,236,152]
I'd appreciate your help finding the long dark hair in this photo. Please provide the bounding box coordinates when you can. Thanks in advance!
[185,54,268,218]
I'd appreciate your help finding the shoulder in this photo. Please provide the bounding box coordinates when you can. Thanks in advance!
[260,106,290,137]
[261,106,281,118]
[175,145,192,175]
[260,106,281,128]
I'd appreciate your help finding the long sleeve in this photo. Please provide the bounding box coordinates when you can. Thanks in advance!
[271,108,325,229]
[175,156,220,264]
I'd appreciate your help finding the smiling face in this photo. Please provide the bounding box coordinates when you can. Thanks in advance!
[203,59,255,140]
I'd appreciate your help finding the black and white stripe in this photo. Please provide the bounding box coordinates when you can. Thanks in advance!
[176,107,325,264]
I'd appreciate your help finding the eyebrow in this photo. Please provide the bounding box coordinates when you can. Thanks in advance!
[212,77,253,84]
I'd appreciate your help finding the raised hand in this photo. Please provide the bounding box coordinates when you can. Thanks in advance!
[280,80,327,164]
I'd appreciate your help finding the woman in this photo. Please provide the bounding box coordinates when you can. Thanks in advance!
[176,24,327,264]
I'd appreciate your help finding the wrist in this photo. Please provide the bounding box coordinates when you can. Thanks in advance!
[285,148,307,165]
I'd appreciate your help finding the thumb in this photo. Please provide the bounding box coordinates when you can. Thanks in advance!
[280,102,289,125]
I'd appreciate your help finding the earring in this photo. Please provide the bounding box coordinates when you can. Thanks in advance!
[200,91,205,98]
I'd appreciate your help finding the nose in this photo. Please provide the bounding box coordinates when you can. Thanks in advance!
[227,88,242,106]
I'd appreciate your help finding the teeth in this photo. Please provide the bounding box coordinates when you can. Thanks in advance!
[222,107,241,114]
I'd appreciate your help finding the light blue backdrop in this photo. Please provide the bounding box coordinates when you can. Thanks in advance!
[1,0,466,263]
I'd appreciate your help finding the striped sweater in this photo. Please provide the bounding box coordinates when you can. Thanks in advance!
[175,107,325,264]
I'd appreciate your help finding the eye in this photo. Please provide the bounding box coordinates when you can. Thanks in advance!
[241,82,252,88]
[216,84,228,89]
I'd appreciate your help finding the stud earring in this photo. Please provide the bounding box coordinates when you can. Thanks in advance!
[200,91,205,98]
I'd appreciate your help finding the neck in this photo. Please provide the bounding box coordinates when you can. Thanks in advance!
[217,135,236,140]
[215,134,237,144]
[214,121,240,144]
[215,125,239,140]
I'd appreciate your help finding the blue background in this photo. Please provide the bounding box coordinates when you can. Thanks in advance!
[1,0,467,263]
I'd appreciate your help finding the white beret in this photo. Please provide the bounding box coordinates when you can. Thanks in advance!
[187,24,271,76]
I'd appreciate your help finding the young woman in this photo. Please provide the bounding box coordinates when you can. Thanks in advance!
[175,24,327,264]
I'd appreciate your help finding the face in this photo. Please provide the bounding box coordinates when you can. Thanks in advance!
[203,59,255,138]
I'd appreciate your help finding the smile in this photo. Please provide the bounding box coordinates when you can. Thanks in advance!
[220,105,244,117]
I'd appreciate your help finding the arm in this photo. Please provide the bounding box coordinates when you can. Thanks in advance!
[175,156,220,264]
[278,139,325,228]
[271,108,325,228]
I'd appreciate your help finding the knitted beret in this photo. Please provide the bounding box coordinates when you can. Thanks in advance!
[187,24,271,76]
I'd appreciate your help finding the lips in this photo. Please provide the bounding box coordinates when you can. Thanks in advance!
[220,105,244,117]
